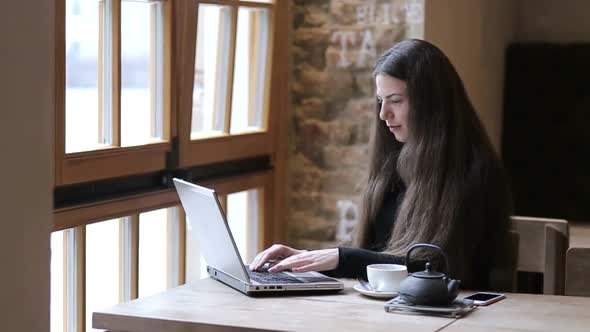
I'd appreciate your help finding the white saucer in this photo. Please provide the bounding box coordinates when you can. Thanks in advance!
[353,284,398,299]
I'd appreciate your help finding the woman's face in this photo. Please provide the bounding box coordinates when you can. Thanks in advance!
[376,74,409,142]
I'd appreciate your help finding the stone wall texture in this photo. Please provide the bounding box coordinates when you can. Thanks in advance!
[287,0,424,249]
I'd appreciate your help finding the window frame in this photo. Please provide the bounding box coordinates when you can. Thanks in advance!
[175,0,280,168]
[53,171,275,330]
[55,0,173,186]
[52,0,290,326]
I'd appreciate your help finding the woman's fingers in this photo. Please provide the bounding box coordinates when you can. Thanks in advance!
[291,263,318,273]
[268,255,312,272]
[251,245,279,269]
[268,248,339,273]
[251,250,273,270]
[250,250,270,270]
[250,244,295,270]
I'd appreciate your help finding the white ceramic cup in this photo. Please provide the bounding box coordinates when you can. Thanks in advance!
[366,264,408,292]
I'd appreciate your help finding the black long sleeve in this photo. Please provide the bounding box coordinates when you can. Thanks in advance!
[324,185,426,280]
[326,247,426,280]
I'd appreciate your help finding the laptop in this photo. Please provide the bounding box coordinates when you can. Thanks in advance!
[173,178,344,296]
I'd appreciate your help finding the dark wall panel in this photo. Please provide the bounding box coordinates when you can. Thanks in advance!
[503,43,590,221]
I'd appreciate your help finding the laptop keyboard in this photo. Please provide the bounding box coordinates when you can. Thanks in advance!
[246,270,303,284]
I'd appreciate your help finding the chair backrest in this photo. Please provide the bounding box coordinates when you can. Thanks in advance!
[511,216,569,295]
[565,247,590,297]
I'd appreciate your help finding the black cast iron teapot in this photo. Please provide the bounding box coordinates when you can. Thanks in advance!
[397,243,461,306]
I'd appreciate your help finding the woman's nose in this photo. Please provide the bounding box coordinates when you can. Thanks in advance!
[379,104,391,121]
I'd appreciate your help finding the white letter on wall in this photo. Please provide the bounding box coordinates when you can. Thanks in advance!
[357,29,376,68]
[331,31,356,68]
[336,200,359,242]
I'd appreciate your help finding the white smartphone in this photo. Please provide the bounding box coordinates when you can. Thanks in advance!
[463,292,506,306]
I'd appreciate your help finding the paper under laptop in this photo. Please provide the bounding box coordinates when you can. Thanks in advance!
[173,178,343,295]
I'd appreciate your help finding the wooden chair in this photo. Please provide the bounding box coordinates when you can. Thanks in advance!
[565,222,590,297]
[511,216,569,295]
[565,247,590,297]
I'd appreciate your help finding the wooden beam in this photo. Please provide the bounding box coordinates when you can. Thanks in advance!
[54,0,66,185]
[269,0,289,245]
[54,189,179,231]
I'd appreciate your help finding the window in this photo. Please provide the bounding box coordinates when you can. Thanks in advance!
[230,6,270,134]
[56,0,171,185]
[177,0,281,167]
[86,219,119,332]
[120,0,167,147]
[52,173,272,331]
[191,4,231,138]
[50,231,65,332]
[52,204,184,332]
[53,0,289,330]
[138,207,183,297]
[64,0,100,153]
[226,189,261,263]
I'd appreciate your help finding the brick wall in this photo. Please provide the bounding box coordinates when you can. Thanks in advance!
[287,0,424,249]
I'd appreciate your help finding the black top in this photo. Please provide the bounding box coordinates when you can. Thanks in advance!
[325,157,511,290]
[326,186,414,280]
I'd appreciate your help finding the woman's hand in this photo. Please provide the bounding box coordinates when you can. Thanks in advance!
[250,244,306,271]
[268,248,339,273]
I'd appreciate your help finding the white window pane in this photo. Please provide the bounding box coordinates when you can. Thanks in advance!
[185,210,208,282]
[139,208,168,298]
[185,223,208,282]
[86,219,120,332]
[227,189,260,263]
[65,0,101,153]
[230,7,270,134]
[191,4,232,138]
[121,1,164,146]
[50,231,64,332]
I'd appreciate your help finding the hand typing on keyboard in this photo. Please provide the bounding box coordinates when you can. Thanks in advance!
[250,244,338,273]
[250,244,305,271]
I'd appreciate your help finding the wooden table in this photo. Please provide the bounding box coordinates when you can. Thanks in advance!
[94,279,590,332]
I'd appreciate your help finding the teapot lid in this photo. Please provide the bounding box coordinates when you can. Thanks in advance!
[412,262,445,279]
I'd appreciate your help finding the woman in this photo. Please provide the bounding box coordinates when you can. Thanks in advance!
[251,39,512,289]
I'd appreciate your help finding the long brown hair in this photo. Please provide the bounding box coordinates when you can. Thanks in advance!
[353,39,510,279]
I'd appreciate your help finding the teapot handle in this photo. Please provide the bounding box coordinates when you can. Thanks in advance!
[404,243,449,275]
